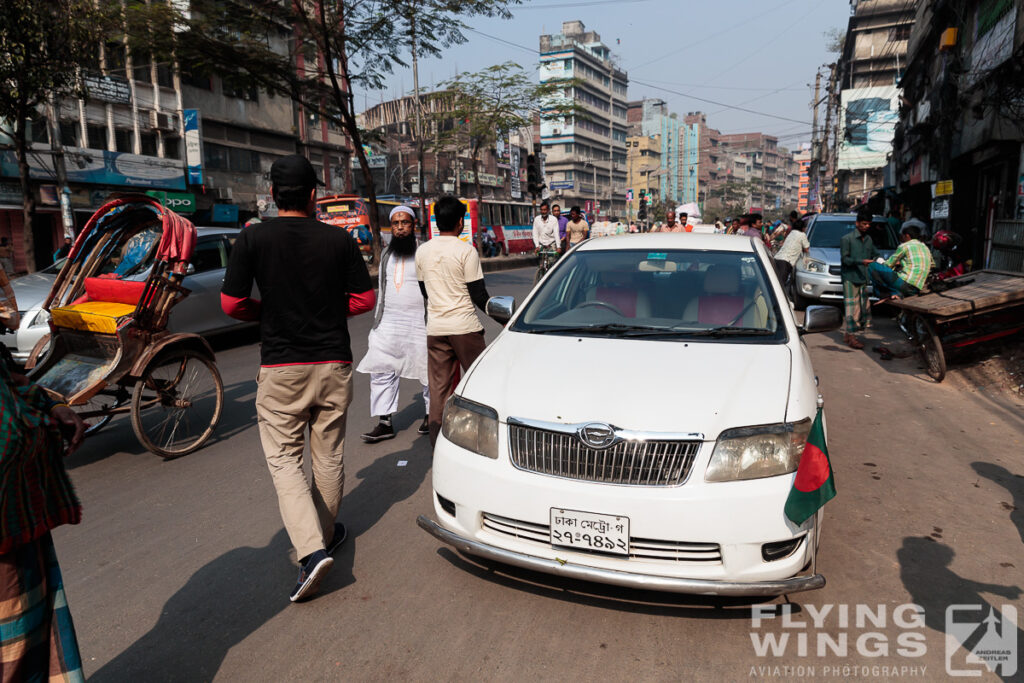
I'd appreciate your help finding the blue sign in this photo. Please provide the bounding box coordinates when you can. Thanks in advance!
[549,180,574,190]
[0,148,185,191]
[183,109,203,185]
[211,204,239,223]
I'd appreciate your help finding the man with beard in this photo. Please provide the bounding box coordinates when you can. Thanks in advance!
[357,206,429,442]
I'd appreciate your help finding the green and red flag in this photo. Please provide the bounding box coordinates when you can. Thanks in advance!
[784,408,836,525]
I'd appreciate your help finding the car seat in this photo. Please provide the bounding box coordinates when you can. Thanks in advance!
[583,271,651,318]
[683,264,769,328]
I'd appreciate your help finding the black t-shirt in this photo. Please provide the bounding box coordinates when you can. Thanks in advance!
[222,216,372,365]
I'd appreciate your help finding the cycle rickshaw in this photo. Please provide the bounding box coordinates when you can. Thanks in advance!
[26,195,224,458]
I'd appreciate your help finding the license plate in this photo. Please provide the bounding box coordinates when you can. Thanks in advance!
[550,508,629,555]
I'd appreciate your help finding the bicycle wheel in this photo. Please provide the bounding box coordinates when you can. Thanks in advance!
[74,390,128,437]
[533,262,547,285]
[131,350,224,458]
[917,317,946,383]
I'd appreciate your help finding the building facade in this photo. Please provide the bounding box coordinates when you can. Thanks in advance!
[540,21,629,219]
[625,134,661,222]
[794,149,812,213]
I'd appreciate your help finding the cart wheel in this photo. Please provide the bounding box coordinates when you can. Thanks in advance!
[131,350,224,458]
[74,391,128,437]
[915,316,946,382]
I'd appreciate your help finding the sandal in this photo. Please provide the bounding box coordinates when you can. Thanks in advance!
[845,334,865,349]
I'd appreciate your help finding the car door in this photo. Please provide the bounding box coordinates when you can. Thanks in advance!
[169,235,234,335]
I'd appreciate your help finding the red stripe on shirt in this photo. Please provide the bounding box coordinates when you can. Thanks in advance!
[348,288,375,317]
[260,360,352,368]
[221,292,262,321]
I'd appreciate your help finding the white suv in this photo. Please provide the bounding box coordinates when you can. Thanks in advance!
[418,233,841,596]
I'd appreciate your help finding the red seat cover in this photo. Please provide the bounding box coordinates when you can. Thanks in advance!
[84,277,146,306]
[697,295,743,325]
[596,286,637,318]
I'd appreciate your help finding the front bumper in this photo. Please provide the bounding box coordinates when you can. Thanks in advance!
[794,269,842,302]
[418,515,825,596]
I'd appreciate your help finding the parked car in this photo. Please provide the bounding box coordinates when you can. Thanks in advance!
[792,213,898,309]
[418,233,841,596]
[3,227,252,363]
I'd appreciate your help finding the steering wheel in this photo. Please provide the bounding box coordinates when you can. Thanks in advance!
[577,300,626,317]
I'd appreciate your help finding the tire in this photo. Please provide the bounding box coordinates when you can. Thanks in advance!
[131,350,224,458]
[789,280,810,311]
[917,317,946,382]
[74,390,128,437]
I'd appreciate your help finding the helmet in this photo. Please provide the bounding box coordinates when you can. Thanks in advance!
[931,230,961,252]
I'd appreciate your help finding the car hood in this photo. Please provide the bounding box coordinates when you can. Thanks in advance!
[462,331,793,439]
[808,245,895,266]
[10,273,57,311]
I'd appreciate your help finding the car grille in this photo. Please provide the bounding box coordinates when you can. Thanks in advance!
[482,513,722,563]
[508,423,700,486]
[828,265,842,276]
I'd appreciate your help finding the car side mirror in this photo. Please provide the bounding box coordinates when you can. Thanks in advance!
[800,305,842,335]
[485,296,516,324]
[185,263,196,275]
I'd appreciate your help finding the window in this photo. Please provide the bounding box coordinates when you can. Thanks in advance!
[60,122,79,147]
[164,136,181,160]
[87,124,107,150]
[191,236,228,274]
[181,65,213,91]
[115,129,133,153]
[140,132,158,157]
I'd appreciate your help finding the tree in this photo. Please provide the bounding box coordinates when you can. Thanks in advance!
[141,0,518,264]
[0,0,109,272]
[433,62,577,255]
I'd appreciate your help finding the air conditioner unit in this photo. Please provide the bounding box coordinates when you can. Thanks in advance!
[216,188,233,200]
[150,111,176,132]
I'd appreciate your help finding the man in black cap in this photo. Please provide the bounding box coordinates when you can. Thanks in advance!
[221,154,375,602]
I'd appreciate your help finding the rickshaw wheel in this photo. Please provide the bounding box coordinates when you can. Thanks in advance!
[913,315,946,382]
[75,391,128,437]
[131,349,224,458]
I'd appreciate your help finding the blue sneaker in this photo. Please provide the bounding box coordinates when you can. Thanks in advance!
[289,550,333,603]
[325,522,347,555]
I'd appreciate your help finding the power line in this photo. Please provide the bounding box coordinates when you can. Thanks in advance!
[514,0,655,9]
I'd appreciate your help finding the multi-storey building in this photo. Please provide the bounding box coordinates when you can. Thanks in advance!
[625,134,661,222]
[683,112,723,209]
[540,21,629,219]
[834,0,916,207]
[628,99,680,205]
[794,149,812,213]
[718,133,786,211]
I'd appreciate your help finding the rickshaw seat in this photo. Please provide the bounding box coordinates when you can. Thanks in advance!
[84,277,146,305]
[51,301,136,334]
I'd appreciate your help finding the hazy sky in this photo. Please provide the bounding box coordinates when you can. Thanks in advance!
[354,0,851,149]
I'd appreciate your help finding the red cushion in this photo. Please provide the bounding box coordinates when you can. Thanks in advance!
[596,286,637,318]
[698,295,744,325]
[84,277,146,306]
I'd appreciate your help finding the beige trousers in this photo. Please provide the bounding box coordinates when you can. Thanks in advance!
[256,363,352,560]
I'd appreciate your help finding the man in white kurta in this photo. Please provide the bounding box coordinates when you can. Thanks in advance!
[356,206,430,442]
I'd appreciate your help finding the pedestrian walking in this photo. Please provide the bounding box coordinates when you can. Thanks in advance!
[1,280,87,682]
[773,218,808,292]
[357,206,430,443]
[565,206,590,248]
[416,196,491,445]
[221,154,376,602]
[840,207,879,349]
[552,203,568,244]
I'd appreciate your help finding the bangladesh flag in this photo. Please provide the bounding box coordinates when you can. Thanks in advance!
[784,408,836,525]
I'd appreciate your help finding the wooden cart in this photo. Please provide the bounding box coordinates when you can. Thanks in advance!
[26,195,224,457]
[890,270,1024,382]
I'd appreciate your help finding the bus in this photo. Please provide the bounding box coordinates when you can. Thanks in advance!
[315,194,421,262]
[427,198,536,255]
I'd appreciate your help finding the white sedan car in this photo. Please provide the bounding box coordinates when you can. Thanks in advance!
[418,233,841,596]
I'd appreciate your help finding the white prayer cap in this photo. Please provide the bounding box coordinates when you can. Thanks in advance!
[389,205,415,221]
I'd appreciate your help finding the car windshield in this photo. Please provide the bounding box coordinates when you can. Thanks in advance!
[510,248,785,341]
[808,218,896,250]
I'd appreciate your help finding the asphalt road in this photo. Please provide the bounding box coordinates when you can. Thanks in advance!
[54,267,1024,681]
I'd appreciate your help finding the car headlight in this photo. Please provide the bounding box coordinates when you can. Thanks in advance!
[705,419,812,482]
[800,258,828,274]
[28,309,50,328]
[442,395,499,459]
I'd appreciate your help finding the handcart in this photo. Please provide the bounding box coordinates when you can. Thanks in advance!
[26,195,224,457]
[890,270,1024,383]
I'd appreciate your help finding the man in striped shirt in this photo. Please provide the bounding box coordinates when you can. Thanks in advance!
[869,224,934,302]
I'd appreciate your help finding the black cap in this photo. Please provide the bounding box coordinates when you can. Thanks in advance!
[270,154,325,188]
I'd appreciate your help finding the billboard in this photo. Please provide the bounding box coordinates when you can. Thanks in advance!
[183,109,203,185]
[838,85,899,171]
[0,146,186,190]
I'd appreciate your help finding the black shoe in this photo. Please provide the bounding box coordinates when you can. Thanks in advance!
[361,422,395,443]
[417,417,429,435]
[289,550,333,603]
[326,522,347,555]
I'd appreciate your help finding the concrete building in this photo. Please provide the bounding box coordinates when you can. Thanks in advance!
[625,134,661,222]
[835,0,916,207]
[794,149,812,212]
[628,99,680,205]
[540,21,629,219]
[683,112,723,209]
[718,133,786,212]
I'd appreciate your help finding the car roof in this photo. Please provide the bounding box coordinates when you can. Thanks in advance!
[809,213,886,221]
[195,226,241,236]
[576,233,757,253]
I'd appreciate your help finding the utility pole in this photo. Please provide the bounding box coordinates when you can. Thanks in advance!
[809,69,822,211]
[607,53,615,220]
[409,3,427,236]
[821,63,837,211]
[45,98,75,238]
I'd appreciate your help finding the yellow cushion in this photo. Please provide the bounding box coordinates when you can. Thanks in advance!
[51,301,137,334]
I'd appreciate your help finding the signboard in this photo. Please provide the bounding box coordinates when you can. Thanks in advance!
[458,170,503,187]
[256,194,278,218]
[350,155,387,169]
[211,204,239,223]
[83,73,131,104]
[931,198,950,219]
[495,134,511,169]
[0,146,186,190]
[146,190,196,213]
[510,146,522,199]
[935,180,954,196]
[838,85,899,171]
[183,109,203,185]
[549,181,574,190]
[626,189,634,201]
[0,181,20,203]
[967,0,1016,88]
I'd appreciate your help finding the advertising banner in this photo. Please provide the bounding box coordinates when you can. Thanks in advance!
[183,109,203,185]
[0,147,186,190]
[496,134,511,169]
[838,85,899,171]
[510,146,522,199]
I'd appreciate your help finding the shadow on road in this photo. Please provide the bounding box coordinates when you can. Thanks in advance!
[89,529,294,682]
[971,462,1024,545]
[434,548,795,618]
[897,536,1022,680]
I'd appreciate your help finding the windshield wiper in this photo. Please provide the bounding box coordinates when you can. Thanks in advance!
[527,323,673,336]
[680,326,776,337]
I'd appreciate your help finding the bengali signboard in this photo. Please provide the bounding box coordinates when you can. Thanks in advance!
[83,73,131,105]
[183,109,203,185]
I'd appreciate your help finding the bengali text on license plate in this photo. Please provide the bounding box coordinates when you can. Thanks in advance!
[549,508,629,555]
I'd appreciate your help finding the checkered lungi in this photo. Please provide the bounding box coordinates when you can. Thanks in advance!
[0,533,84,682]
[842,280,870,333]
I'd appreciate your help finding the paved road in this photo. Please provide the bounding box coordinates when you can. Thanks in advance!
[55,268,1023,681]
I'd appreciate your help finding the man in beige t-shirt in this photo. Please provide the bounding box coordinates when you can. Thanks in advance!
[416,196,491,444]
